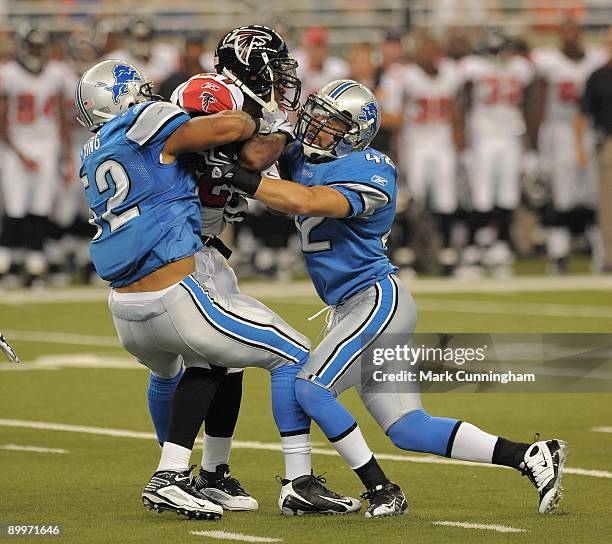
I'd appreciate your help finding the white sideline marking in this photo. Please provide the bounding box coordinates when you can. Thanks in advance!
[0,419,610,480]
[1,330,120,347]
[0,353,141,372]
[432,521,526,533]
[2,274,612,305]
[0,444,67,454]
[417,298,612,319]
[190,531,281,543]
[591,426,612,433]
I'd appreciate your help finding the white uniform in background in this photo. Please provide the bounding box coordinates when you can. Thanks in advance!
[0,59,70,222]
[380,59,460,214]
[105,43,180,88]
[460,54,534,213]
[532,45,608,211]
[293,50,349,102]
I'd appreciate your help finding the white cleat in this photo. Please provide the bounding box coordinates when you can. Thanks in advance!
[521,439,568,514]
[195,464,258,512]
[142,465,223,520]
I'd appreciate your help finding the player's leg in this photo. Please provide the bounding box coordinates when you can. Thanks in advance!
[431,145,459,275]
[24,145,59,285]
[546,125,575,274]
[0,149,29,284]
[295,275,404,517]
[109,301,223,519]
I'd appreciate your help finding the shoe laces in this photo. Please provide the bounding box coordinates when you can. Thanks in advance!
[309,472,343,499]
[207,464,246,494]
[360,483,386,501]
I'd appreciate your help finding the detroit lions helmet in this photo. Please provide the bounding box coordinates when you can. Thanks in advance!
[75,59,154,131]
[296,79,380,159]
[214,25,301,112]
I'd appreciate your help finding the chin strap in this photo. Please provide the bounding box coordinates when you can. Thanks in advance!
[221,60,278,114]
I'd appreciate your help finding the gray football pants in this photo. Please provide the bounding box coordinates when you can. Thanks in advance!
[298,274,422,432]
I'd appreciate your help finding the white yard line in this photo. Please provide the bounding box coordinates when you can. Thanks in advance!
[2,274,612,305]
[0,353,141,371]
[431,521,526,533]
[591,426,612,434]
[0,419,610,480]
[0,444,67,454]
[190,531,281,543]
[1,330,120,347]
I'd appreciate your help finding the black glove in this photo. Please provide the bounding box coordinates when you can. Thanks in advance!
[204,160,263,197]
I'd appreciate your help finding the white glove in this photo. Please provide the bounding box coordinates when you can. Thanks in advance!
[262,108,295,142]
[223,193,249,223]
[521,149,540,179]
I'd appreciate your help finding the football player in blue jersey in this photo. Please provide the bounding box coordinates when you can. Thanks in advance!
[206,79,568,517]
[75,61,359,520]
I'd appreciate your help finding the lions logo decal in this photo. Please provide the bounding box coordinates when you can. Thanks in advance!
[358,101,379,137]
[105,64,142,105]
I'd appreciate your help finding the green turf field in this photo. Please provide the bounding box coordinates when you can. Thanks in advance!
[1,282,611,543]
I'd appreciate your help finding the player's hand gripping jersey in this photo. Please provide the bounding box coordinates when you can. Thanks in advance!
[79,101,201,286]
[284,144,398,305]
[171,73,249,237]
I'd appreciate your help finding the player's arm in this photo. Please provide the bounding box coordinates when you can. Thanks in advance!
[447,96,465,151]
[162,109,258,162]
[238,132,287,171]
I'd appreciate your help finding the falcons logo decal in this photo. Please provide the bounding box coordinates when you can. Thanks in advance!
[199,92,218,112]
[225,28,273,65]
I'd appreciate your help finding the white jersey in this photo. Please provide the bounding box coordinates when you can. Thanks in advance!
[293,50,349,101]
[105,43,180,87]
[0,60,71,147]
[532,45,608,125]
[460,54,534,138]
[380,59,460,143]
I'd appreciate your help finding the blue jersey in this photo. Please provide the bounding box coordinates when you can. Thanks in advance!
[286,144,398,305]
[79,101,202,287]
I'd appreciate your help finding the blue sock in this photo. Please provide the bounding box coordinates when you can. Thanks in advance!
[147,368,183,445]
[387,409,460,456]
[295,378,355,439]
[270,363,311,435]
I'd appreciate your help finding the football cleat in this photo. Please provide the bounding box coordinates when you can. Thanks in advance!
[142,465,223,520]
[278,473,361,516]
[195,464,258,511]
[521,439,568,514]
[361,481,408,518]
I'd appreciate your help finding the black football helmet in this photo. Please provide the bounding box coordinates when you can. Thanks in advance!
[15,21,49,74]
[214,25,301,112]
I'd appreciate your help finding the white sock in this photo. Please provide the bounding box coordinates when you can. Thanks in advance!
[157,442,192,472]
[331,425,372,469]
[281,434,311,480]
[449,422,498,463]
[202,434,232,472]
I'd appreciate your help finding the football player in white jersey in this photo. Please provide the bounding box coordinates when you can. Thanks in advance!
[532,19,608,273]
[0,22,71,286]
[380,35,463,274]
[459,29,535,277]
[105,16,180,90]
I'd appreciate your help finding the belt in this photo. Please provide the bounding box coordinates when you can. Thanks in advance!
[201,235,232,259]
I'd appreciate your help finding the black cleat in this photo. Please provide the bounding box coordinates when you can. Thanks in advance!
[195,464,258,511]
[362,481,408,518]
[278,473,361,516]
[142,465,223,520]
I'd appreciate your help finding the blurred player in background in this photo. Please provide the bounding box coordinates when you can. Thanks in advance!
[380,34,463,275]
[208,79,569,517]
[532,19,608,273]
[0,21,71,287]
[294,26,348,100]
[459,28,535,277]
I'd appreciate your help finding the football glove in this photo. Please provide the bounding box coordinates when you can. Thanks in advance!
[224,193,248,224]
[0,333,20,363]
[262,108,295,143]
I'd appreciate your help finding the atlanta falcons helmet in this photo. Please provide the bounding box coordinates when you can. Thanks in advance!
[214,25,301,112]
[296,79,380,159]
[15,21,49,74]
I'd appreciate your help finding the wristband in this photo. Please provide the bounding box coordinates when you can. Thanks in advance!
[252,117,271,135]
[231,166,262,196]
